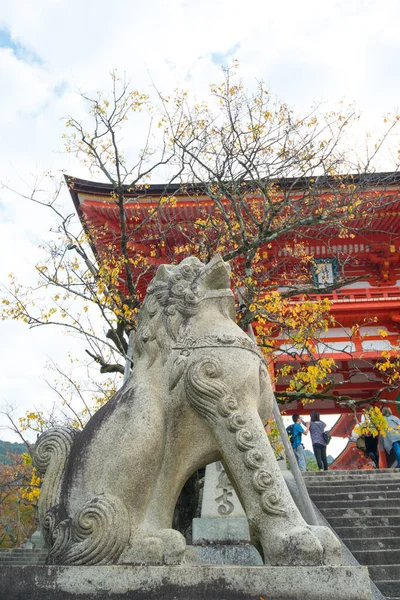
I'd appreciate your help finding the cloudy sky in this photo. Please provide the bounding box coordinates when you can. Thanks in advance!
[1,0,399,454]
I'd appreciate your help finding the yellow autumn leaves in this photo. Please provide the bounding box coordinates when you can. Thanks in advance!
[353,406,389,438]
[20,453,41,503]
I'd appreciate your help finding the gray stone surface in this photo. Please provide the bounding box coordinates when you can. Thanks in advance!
[33,255,341,567]
[192,517,250,544]
[187,544,263,565]
[0,565,372,600]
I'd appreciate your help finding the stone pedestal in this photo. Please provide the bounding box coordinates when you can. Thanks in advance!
[192,461,251,545]
[0,565,373,600]
[187,544,263,566]
[201,461,246,519]
[192,517,251,545]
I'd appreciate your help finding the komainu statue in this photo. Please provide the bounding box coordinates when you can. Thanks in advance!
[33,255,340,566]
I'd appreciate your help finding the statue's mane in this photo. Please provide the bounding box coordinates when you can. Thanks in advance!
[133,258,204,365]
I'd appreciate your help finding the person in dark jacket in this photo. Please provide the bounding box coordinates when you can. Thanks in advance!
[309,410,328,471]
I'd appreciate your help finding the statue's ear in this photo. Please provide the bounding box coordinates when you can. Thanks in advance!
[154,264,174,283]
[202,255,231,290]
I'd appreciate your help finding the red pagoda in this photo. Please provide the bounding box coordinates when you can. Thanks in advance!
[67,173,400,468]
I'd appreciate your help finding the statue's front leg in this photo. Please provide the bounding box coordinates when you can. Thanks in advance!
[185,356,337,566]
[214,410,327,565]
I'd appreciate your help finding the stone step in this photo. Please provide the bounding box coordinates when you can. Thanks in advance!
[307,482,400,494]
[368,564,400,581]
[307,479,400,490]
[343,537,400,551]
[309,490,400,501]
[0,554,46,561]
[327,515,400,528]
[0,549,47,565]
[305,469,400,599]
[304,472,400,483]
[315,498,400,509]
[0,553,47,558]
[303,468,400,476]
[0,550,47,556]
[0,558,46,566]
[0,548,47,551]
[306,477,395,482]
[0,550,47,560]
[310,481,400,490]
[319,506,400,517]
[351,548,400,566]
[336,525,400,539]
[372,580,400,598]
[303,467,400,477]
[0,547,47,551]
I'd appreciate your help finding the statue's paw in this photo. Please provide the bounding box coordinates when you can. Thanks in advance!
[118,536,164,565]
[310,525,342,565]
[265,526,324,566]
[118,529,185,566]
[158,528,186,565]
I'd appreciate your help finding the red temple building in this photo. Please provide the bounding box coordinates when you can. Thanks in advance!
[68,173,400,468]
[326,413,373,470]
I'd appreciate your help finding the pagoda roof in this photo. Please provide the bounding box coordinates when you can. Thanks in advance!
[67,172,400,270]
[66,171,400,200]
[329,440,374,470]
[330,413,358,437]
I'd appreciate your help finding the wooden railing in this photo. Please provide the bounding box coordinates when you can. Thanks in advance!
[307,287,400,303]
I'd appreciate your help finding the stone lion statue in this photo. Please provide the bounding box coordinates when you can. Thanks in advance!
[33,255,339,566]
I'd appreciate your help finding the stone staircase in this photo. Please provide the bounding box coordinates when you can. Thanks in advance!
[0,547,47,565]
[304,468,400,600]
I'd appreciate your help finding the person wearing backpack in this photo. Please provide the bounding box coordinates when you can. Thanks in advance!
[288,414,310,471]
[309,410,329,471]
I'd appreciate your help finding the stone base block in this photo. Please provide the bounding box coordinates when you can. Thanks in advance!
[192,517,250,543]
[0,565,372,600]
[187,543,263,565]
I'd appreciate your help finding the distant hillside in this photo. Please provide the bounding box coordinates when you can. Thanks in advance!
[0,440,27,464]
